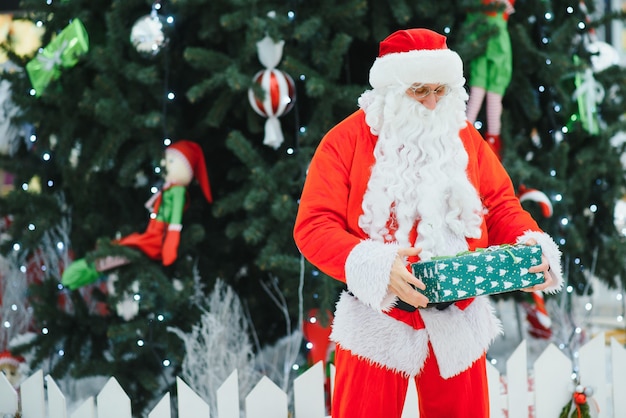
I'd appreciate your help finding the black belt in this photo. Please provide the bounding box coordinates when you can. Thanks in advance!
[396,299,454,311]
[347,292,453,311]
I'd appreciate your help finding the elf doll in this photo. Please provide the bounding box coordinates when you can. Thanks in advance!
[465,0,515,159]
[61,140,212,290]
[0,350,25,390]
[117,140,213,264]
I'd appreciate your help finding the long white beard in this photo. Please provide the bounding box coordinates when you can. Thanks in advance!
[358,86,484,260]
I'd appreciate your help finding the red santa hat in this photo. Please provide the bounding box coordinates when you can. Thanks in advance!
[369,28,464,89]
[167,140,213,203]
[0,350,24,368]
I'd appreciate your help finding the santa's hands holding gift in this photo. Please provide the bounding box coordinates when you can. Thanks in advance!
[388,247,429,309]
[393,238,559,309]
[521,238,557,293]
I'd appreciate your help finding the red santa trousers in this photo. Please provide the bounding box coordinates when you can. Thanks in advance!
[331,344,489,418]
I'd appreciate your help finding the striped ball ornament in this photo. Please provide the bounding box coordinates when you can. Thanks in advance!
[248,68,295,119]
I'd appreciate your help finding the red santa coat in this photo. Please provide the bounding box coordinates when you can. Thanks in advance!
[294,109,562,378]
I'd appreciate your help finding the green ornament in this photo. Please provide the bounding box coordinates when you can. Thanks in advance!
[571,55,604,135]
[25,18,89,97]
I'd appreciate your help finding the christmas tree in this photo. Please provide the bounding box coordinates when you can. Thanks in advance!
[0,0,625,414]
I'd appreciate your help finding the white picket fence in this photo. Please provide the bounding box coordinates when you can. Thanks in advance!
[1,333,625,418]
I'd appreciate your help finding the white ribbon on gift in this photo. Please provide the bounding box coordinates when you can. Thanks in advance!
[36,40,69,71]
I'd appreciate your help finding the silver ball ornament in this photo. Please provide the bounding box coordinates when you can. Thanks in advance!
[130,13,168,56]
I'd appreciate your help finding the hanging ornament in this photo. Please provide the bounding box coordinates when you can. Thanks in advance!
[559,384,599,418]
[0,78,25,157]
[130,1,169,57]
[0,169,13,196]
[106,275,140,321]
[572,56,605,135]
[26,175,41,194]
[25,18,89,97]
[8,18,44,58]
[518,184,553,217]
[587,41,620,73]
[247,35,296,149]
[613,195,626,237]
[520,291,552,339]
[0,15,44,64]
[530,128,542,147]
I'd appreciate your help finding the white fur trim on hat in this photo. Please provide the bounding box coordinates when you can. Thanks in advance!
[516,230,564,293]
[345,239,399,312]
[369,49,464,89]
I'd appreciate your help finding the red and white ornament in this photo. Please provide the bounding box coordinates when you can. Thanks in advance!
[518,184,553,218]
[248,36,296,149]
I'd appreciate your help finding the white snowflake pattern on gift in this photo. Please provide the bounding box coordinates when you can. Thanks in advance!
[412,245,545,303]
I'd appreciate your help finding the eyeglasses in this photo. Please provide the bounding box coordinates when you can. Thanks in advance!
[408,84,450,99]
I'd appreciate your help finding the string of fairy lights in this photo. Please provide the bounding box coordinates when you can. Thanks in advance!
[1,0,625,395]
[0,0,182,374]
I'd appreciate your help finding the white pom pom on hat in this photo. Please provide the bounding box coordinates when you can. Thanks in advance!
[369,28,464,89]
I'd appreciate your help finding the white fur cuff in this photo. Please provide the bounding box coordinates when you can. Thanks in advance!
[517,230,564,293]
[345,240,399,312]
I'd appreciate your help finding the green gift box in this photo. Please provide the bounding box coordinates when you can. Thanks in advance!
[411,244,544,304]
[26,18,89,96]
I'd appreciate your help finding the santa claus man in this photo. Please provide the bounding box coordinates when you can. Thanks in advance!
[293,28,563,417]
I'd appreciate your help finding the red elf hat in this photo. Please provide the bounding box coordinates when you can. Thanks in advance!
[167,140,213,203]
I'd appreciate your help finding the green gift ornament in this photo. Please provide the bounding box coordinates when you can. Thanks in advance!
[411,244,544,304]
[25,18,89,97]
